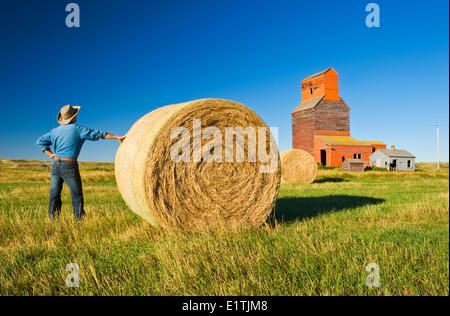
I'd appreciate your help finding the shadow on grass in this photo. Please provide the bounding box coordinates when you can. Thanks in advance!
[313,178,348,183]
[273,195,385,223]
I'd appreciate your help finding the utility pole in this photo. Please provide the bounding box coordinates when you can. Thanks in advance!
[437,124,440,170]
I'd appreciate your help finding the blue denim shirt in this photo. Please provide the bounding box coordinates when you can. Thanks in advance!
[36,123,107,159]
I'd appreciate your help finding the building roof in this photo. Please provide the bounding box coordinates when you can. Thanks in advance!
[377,148,415,158]
[316,135,385,146]
[292,95,325,113]
[303,67,335,80]
[359,140,386,146]
[344,159,364,164]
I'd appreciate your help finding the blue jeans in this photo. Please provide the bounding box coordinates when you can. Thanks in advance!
[49,160,85,220]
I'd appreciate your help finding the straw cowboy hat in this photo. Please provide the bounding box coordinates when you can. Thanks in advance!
[57,105,80,125]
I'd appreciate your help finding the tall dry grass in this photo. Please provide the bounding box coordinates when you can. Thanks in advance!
[0,161,448,295]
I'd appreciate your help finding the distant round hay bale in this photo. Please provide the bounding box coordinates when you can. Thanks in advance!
[280,149,317,184]
[115,99,281,230]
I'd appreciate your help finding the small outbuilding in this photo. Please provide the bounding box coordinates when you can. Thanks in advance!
[342,159,365,172]
[369,146,416,171]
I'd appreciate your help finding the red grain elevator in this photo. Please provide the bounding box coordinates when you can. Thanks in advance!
[292,68,386,167]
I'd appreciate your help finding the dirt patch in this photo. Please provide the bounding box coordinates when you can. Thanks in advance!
[13,164,49,168]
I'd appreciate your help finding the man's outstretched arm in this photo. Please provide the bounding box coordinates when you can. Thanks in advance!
[79,126,125,144]
[104,133,126,144]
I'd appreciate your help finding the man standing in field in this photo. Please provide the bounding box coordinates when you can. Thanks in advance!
[36,105,125,220]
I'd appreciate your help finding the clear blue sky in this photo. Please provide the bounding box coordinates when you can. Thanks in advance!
[0,0,448,162]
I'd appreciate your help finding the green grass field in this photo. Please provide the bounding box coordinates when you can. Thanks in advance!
[0,159,448,296]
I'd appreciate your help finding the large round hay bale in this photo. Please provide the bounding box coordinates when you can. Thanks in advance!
[280,149,317,184]
[115,99,281,230]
